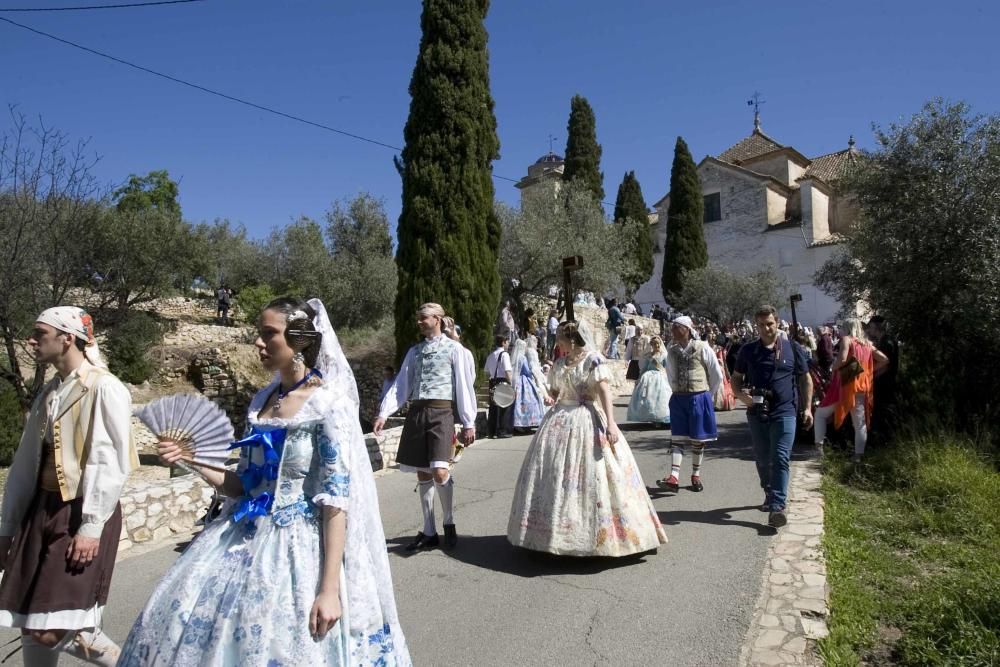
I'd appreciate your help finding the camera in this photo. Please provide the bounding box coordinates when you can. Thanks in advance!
[746,387,775,418]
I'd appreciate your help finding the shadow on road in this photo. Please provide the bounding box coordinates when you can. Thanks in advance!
[386,534,656,577]
[656,506,775,536]
[617,422,670,433]
[626,423,758,463]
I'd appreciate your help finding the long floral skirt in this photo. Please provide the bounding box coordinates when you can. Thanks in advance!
[118,504,405,667]
[507,402,668,557]
[513,374,546,429]
[627,370,672,424]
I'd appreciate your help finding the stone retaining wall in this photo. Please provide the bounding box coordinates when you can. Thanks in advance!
[118,473,215,551]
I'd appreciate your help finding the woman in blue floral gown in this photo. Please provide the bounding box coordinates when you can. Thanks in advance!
[511,337,547,430]
[118,298,410,667]
[627,336,672,426]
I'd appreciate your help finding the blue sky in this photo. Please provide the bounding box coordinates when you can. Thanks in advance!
[3,0,998,240]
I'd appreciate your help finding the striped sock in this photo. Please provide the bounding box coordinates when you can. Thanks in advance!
[670,442,684,479]
[691,441,705,478]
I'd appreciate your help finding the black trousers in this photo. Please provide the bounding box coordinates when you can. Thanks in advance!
[488,378,513,437]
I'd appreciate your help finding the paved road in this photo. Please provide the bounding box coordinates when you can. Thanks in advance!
[2,401,774,666]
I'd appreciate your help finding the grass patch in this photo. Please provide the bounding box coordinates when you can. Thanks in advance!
[820,431,1000,666]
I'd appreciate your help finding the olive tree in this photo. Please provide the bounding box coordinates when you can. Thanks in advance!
[816,99,1000,426]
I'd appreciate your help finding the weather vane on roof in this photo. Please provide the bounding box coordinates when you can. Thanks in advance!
[547,134,557,153]
[747,92,766,131]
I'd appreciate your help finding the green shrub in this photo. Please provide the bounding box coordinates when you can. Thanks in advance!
[105,311,167,384]
[0,380,22,466]
[235,284,276,325]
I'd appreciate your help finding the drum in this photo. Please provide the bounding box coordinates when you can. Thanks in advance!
[490,382,516,408]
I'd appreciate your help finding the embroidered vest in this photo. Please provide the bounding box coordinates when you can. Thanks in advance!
[409,337,458,401]
[669,340,710,393]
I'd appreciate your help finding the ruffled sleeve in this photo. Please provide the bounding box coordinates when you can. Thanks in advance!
[587,354,613,387]
[547,361,562,394]
[308,406,353,512]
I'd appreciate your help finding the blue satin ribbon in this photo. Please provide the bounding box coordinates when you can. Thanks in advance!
[232,492,274,523]
[229,427,286,463]
[229,426,287,525]
[238,462,279,494]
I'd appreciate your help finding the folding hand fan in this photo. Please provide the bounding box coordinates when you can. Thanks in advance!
[134,394,236,472]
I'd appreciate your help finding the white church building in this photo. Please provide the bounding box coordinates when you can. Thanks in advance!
[633,118,860,326]
[514,118,859,326]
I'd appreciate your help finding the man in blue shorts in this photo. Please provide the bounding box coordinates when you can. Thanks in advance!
[658,316,723,493]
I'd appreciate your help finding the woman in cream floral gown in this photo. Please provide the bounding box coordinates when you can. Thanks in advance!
[507,321,667,557]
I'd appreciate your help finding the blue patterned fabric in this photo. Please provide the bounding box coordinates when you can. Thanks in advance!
[627,355,672,424]
[118,419,403,666]
[409,336,458,401]
[513,358,545,428]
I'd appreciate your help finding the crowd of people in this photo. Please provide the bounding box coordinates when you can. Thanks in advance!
[0,295,899,666]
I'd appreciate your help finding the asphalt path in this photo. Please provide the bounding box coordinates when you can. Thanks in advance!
[2,400,774,667]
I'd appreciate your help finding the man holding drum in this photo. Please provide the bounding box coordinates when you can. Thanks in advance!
[484,335,514,439]
[374,303,477,551]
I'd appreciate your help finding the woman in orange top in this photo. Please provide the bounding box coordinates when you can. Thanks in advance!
[813,318,889,462]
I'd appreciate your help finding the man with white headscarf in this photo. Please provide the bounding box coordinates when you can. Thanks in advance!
[374,303,477,551]
[0,307,137,666]
[658,315,723,493]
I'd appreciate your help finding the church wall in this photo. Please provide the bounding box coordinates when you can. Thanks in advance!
[830,193,859,234]
[800,181,831,244]
[788,161,807,185]
[633,215,669,309]
[763,232,843,325]
[699,162,768,276]
[518,177,562,207]
[740,154,806,186]
[766,189,787,225]
[741,154,788,183]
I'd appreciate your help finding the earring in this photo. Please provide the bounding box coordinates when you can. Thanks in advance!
[292,352,305,372]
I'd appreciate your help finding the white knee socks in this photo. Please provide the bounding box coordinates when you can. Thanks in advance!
[20,636,60,667]
[436,473,455,526]
[691,441,705,479]
[670,440,685,478]
[418,479,437,536]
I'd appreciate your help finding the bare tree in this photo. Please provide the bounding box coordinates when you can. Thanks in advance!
[0,107,106,408]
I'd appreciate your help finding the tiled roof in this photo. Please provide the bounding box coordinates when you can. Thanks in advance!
[718,129,785,163]
[803,148,859,183]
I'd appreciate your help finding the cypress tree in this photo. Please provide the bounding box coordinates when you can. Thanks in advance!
[661,137,708,304]
[614,171,654,296]
[562,95,604,202]
[394,0,501,363]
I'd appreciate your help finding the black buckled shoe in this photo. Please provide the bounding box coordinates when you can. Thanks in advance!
[405,532,439,551]
[657,475,680,492]
[443,524,458,550]
[690,476,704,492]
[768,510,788,528]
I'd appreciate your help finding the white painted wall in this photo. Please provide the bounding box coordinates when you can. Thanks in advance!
[766,188,787,225]
[634,163,846,325]
[800,180,831,245]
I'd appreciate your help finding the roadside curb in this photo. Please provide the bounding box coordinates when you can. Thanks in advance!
[741,454,829,666]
